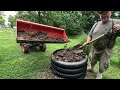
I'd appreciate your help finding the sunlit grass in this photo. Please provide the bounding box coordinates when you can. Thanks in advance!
[0,28,120,79]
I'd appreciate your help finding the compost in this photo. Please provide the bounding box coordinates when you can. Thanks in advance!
[17,30,65,42]
[53,48,86,62]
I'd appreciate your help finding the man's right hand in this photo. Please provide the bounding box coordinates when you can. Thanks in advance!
[81,35,91,48]
[83,42,88,46]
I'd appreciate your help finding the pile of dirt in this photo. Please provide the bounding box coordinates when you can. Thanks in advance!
[53,48,86,62]
[17,30,65,42]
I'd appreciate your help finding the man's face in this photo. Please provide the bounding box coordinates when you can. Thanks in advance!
[100,11,112,24]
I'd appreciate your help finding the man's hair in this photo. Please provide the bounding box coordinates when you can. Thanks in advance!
[99,11,111,14]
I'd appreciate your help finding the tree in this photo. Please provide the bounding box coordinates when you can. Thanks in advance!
[8,15,16,28]
[80,11,100,34]
[111,11,120,19]
[0,11,5,25]
[15,11,84,35]
[15,11,39,23]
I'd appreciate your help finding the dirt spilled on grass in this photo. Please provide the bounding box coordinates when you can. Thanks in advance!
[36,67,96,79]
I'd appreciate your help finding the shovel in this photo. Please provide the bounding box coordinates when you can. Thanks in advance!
[73,30,111,50]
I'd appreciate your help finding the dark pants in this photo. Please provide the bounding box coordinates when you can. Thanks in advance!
[89,46,112,73]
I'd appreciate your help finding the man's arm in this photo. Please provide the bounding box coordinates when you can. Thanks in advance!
[88,22,98,37]
[83,35,92,46]
[83,22,98,46]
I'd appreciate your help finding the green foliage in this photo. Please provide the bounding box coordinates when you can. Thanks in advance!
[0,16,4,23]
[0,11,5,25]
[8,15,16,28]
[111,11,120,19]
[81,11,100,34]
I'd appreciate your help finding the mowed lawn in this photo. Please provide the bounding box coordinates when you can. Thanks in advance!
[0,28,120,79]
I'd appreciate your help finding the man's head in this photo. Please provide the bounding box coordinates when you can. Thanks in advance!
[99,11,112,24]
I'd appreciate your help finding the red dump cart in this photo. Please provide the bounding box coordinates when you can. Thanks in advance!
[16,19,69,53]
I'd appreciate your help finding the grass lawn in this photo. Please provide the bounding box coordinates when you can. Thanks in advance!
[0,28,120,79]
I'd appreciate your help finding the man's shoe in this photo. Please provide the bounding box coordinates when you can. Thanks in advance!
[96,73,102,79]
[87,68,94,72]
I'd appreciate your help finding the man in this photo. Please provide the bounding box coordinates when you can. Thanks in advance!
[83,11,120,79]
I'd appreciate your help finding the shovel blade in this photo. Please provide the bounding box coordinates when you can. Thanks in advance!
[73,44,81,49]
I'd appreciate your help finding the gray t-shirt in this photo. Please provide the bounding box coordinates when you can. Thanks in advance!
[89,18,120,50]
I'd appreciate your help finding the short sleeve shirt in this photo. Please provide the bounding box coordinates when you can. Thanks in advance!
[88,18,120,50]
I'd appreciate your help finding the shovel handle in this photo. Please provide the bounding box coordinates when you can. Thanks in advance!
[76,24,113,49]
[79,32,108,49]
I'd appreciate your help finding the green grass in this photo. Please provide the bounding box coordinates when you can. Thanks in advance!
[87,37,120,79]
[0,28,120,79]
[0,28,87,79]
[103,37,120,79]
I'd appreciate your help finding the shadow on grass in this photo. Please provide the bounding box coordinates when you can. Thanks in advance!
[29,46,41,53]
[110,60,120,69]
[102,76,114,79]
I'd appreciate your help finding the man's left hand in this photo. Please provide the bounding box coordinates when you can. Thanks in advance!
[113,24,120,31]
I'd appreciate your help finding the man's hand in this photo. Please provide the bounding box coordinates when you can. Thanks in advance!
[113,24,120,31]
[83,42,89,46]
[80,35,91,49]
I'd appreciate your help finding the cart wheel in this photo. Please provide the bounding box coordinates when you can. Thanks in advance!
[21,44,29,54]
[39,43,46,52]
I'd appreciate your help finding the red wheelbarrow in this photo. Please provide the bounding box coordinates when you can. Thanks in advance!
[16,19,69,54]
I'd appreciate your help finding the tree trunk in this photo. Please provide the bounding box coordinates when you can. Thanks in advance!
[38,11,40,23]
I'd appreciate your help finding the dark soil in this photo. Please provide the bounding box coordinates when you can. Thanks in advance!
[53,48,86,62]
[17,30,65,42]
